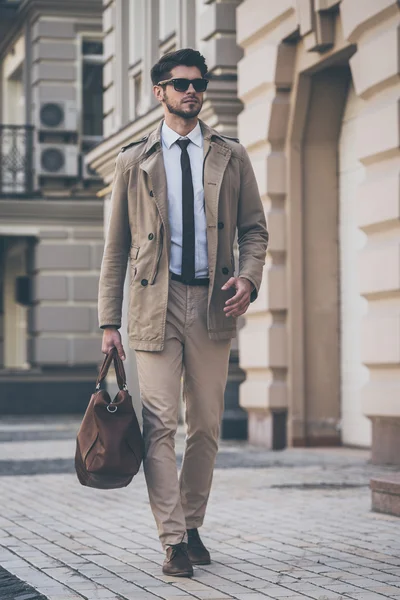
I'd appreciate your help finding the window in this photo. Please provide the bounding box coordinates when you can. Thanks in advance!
[82,40,103,56]
[81,39,104,138]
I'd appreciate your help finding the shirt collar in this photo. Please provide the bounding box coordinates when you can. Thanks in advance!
[161,121,203,149]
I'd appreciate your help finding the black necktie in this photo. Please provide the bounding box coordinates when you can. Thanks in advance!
[177,138,195,282]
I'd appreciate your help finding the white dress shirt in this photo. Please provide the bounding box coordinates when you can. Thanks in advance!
[161,121,209,278]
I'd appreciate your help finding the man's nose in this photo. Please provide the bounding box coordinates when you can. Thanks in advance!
[187,83,196,93]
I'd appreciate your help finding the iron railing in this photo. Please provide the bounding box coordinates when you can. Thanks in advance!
[0,124,34,197]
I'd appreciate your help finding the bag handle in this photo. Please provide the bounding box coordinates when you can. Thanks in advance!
[96,347,128,391]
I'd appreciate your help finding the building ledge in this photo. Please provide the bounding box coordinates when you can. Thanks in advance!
[371,475,400,517]
[0,198,103,226]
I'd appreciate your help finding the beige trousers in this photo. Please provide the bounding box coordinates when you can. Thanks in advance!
[135,278,231,548]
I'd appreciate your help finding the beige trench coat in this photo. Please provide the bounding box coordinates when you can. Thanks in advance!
[98,119,268,351]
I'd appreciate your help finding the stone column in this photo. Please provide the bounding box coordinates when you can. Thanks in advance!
[103,0,117,137]
[199,0,243,136]
[114,0,129,129]
[142,0,159,113]
[198,0,247,438]
[236,0,296,447]
[177,0,196,49]
[341,0,400,464]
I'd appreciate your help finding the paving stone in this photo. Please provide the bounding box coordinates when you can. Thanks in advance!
[0,421,400,600]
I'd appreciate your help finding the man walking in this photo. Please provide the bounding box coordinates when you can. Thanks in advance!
[99,48,268,577]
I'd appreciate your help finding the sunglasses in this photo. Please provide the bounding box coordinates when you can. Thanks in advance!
[157,78,209,93]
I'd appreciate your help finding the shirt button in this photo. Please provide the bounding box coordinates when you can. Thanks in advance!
[222,267,229,275]
[141,279,148,286]
[218,222,224,230]
[149,190,154,197]
[148,233,154,240]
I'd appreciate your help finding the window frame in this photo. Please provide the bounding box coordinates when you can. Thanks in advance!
[78,32,104,146]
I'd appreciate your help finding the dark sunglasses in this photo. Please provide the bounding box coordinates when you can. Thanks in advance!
[157,77,209,93]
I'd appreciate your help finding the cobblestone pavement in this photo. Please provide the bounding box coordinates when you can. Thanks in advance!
[0,417,400,600]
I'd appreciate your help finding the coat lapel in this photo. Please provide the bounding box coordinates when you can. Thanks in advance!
[139,147,170,251]
[139,119,232,275]
[202,125,232,275]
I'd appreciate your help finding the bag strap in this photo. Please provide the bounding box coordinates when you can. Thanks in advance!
[96,348,128,391]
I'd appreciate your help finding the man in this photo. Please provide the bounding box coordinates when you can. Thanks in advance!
[99,48,268,577]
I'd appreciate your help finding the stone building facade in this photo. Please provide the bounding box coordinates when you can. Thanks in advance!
[235,0,400,465]
[0,0,104,411]
[88,0,400,464]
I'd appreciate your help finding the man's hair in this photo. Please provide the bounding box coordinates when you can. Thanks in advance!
[151,48,208,85]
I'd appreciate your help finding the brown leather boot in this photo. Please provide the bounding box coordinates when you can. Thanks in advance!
[187,528,211,565]
[162,542,194,577]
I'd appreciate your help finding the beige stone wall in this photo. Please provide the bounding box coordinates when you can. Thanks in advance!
[91,0,400,454]
[33,227,103,366]
[342,0,400,463]
[0,2,104,372]
[236,0,400,461]
[236,0,295,446]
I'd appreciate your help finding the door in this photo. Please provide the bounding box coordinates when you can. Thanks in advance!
[339,81,370,447]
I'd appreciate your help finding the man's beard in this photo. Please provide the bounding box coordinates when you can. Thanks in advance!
[164,93,202,119]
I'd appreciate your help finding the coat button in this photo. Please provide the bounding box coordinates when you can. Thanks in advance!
[148,233,154,240]
[218,222,224,230]
[149,190,154,197]
[141,279,148,286]
[222,267,229,275]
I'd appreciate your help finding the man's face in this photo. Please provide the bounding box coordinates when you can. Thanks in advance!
[155,65,204,119]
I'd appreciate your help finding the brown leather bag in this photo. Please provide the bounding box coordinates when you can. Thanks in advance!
[75,348,143,489]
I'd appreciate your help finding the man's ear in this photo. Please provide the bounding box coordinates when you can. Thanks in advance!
[153,85,163,103]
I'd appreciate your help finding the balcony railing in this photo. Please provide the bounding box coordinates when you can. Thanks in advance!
[0,124,34,197]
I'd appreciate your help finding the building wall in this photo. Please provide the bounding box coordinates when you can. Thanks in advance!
[0,1,105,411]
[236,0,295,446]
[33,226,104,367]
[339,80,371,447]
[236,0,400,462]
[101,0,242,142]
[89,0,400,457]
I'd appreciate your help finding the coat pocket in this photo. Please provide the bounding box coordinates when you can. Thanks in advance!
[131,245,140,260]
[149,225,164,285]
[130,245,140,284]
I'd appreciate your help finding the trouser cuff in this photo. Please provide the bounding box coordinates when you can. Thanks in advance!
[163,531,187,549]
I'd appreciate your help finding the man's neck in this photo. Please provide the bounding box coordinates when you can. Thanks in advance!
[163,114,198,137]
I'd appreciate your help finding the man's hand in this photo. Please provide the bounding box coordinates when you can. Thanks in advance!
[101,327,126,360]
[222,277,253,318]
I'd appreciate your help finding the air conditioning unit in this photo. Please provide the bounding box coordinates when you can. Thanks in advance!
[36,144,79,178]
[38,100,78,132]
[81,154,101,181]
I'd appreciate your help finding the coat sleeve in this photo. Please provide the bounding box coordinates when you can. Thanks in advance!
[237,145,269,302]
[98,153,131,329]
